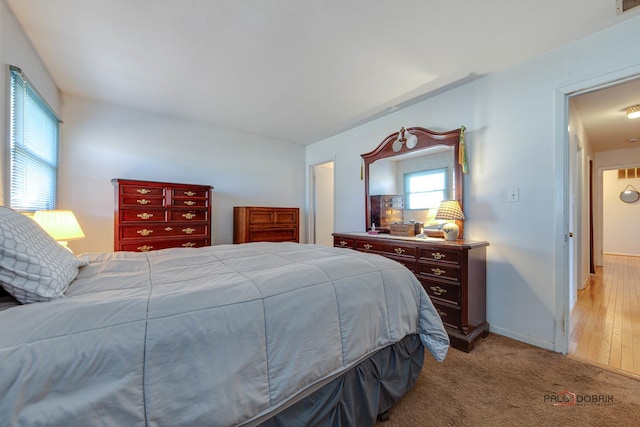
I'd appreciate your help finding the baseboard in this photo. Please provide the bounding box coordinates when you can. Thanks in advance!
[487,325,555,352]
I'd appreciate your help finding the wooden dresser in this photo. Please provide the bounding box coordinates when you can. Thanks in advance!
[112,178,213,252]
[370,195,404,231]
[333,232,489,352]
[233,206,299,244]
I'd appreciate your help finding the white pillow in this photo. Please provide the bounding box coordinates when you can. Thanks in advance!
[0,206,89,304]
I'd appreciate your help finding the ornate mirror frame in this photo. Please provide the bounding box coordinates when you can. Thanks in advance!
[361,126,464,237]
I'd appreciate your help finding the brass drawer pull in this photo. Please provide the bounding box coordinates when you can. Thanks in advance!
[137,245,153,252]
[137,199,151,205]
[182,242,196,248]
[137,213,153,220]
[164,227,173,231]
[339,240,348,247]
[137,229,153,237]
[430,285,447,296]
[183,201,196,206]
[363,244,373,250]
[182,228,196,235]
[432,252,445,260]
[431,268,446,276]
[437,309,447,317]
[184,191,196,196]
[394,248,405,254]
[136,189,151,195]
[182,213,196,220]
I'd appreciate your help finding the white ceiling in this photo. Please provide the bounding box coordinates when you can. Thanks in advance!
[6,0,640,146]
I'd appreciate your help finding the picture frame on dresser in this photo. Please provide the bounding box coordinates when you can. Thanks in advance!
[112,179,213,252]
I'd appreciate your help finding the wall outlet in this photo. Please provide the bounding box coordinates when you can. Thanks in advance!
[508,187,519,202]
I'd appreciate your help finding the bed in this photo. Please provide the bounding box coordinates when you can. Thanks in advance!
[0,206,449,426]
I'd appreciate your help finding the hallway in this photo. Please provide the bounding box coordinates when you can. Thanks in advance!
[570,254,640,377]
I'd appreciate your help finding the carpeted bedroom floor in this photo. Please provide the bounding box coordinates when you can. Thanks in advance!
[377,333,640,426]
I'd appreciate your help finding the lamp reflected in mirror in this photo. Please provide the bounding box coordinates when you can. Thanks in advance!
[434,200,465,241]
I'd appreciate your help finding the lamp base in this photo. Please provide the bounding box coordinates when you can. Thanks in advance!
[442,223,459,241]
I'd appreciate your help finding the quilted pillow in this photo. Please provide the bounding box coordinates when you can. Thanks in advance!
[0,206,89,304]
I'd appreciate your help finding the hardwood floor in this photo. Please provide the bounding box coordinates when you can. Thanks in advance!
[570,254,640,376]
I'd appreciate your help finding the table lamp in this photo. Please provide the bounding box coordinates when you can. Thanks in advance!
[33,210,85,250]
[434,200,465,241]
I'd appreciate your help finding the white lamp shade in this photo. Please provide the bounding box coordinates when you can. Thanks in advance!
[33,210,85,241]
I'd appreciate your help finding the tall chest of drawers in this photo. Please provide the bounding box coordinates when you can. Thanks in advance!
[233,206,299,244]
[112,179,213,252]
[370,195,404,231]
[333,232,489,352]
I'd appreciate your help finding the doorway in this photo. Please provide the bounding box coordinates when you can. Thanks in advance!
[309,161,335,246]
[565,75,640,376]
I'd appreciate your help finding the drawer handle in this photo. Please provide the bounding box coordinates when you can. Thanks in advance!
[339,240,348,247]
[164,227,173,231]
[137,229,153,237]
[182,242,196,248]
[136,189,151,195]
[137,245,153,252]
[137,213,154,220]
[182,213,196,220]
[432,252,445,260]
[430,285,447,296]
[431,268,446,276]
[394,248,405,254]
[183,201,196,206]
[182,228,196,235]
[137,199,151,205]
[184,191,196,196]
[437,309,447,317]
[363,244,373,250]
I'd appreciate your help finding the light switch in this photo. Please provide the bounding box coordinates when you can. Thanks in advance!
[508,188,519,202]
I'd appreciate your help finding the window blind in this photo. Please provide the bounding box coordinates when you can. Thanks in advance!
[9,66,60,211]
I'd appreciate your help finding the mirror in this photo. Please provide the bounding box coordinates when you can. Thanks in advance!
[362,126,464,237]
[620,186,640,203]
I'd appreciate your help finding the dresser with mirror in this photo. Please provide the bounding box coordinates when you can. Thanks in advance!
[333,127,489,352]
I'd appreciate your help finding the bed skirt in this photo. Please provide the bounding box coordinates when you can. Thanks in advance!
[256,334,425,427]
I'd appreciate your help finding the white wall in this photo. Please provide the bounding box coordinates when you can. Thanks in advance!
[1,0,61,204]
[60,95,306,253]
[306,15,640,351]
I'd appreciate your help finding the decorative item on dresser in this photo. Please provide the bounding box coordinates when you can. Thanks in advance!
[333,232,489,352]
[233,206,300,244]
[370,195,404,233]
[112,178,213,252]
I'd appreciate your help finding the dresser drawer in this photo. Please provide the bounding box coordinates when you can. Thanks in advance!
[120,209,167,222]
[120,195,165,207]
[355,240,416,257]
[120,224,208,239]
[418,248,461,265]
[172,188,210,198]
[171,198,208,208]
[120,185,165,197]
[417,261,461,282]
[432,301,461,329]
[169,210,208,222]
[334,236,355,249]
[119,238,209,252]
[420,278,461,305]
[248,227,297,243]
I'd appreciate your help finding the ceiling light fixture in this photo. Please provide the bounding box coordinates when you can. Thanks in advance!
[627,105,640,119]
[392,127,418,152]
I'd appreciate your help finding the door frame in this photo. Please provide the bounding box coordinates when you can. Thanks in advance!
[554,65,640,354]
[307,159,335,245]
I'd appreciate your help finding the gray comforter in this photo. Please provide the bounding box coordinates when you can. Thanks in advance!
[0,242,449,426]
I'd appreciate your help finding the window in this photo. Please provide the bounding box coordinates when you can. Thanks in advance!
[404,168,448,210]
[9,66,60,211]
